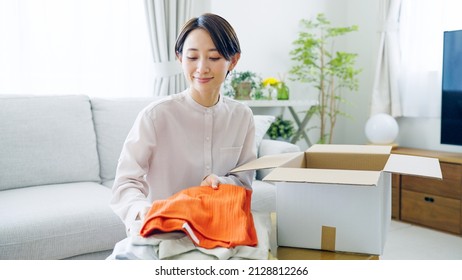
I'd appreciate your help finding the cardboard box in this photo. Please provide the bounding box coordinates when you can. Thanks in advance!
[233,144,442,255]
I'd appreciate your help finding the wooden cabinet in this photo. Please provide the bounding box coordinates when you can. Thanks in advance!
[391,147,462,235]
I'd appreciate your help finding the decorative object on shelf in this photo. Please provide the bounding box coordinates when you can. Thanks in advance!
[225,71,262,100]
[262,77,278,100]
[252,85,265,100]
[262,77,290,100]
[276,82,290,100]
[266,115,295,141]
[365,113,399,145]
[289,13,361,144]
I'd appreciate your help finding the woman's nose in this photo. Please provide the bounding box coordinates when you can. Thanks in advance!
[196,59,210,74]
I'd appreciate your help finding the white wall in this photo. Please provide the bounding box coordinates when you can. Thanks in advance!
[211,0,342,101]
[192,1,211,16]
[210,0,462,153]
[338,0,381,145]
[210,0,368,150]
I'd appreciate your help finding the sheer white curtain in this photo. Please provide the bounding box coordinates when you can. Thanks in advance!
[144,0,192,96]
[371,0,462,118]
[371,0,403,117]
[399,0,462,117]
[0,0,153,98]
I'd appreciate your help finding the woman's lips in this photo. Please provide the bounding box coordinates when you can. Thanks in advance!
[195,77,213,83]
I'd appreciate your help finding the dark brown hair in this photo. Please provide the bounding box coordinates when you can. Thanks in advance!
[175,13,241,61]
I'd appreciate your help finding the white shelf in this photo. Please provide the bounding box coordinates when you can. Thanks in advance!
[239,99,317,107]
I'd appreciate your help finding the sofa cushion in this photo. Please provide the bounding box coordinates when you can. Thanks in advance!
[257,139,301,180]
[0,95,100,191]
[253,115,275,154]
[0,182,126,259]
[91,97,157,183]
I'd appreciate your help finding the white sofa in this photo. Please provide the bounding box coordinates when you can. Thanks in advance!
[0,95,300,260]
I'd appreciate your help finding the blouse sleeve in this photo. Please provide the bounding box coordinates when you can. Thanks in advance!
[110,108,155,229]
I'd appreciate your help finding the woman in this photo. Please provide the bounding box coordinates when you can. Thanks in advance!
[110,13,256,234]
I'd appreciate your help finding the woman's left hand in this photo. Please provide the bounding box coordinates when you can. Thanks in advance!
[200,174,220,189]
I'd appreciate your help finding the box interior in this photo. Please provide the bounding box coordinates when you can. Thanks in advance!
[281,151,390,172]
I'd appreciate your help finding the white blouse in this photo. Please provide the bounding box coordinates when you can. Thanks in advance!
[110,91,256,228]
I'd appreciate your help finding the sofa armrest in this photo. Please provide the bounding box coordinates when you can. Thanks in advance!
[256,139,301,180]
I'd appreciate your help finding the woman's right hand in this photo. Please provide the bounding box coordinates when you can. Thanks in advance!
[200,174,220,189]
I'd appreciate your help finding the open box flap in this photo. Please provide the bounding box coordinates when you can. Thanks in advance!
[383,154,442,179]
[307,144,392,154]
[231,152,302,173]
[263,168,382,186]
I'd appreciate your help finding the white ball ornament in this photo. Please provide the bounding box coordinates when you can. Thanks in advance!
[365,113,399,144]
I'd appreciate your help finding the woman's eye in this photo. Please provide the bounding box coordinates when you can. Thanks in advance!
[185,56,221,61]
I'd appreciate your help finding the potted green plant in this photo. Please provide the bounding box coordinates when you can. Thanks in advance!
[266,115,295,141]
[289,13,361,144]
[226,71,261,100]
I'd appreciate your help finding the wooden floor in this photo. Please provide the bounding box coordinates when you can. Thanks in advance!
[269,213,462,260]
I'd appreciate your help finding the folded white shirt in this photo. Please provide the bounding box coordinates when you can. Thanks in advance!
[107,211,271,260]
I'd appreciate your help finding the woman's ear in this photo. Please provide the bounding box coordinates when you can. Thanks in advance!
[176,52,182,63]
[228,53,241,71]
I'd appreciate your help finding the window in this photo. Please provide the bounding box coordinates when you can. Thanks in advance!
[0,0,154,98]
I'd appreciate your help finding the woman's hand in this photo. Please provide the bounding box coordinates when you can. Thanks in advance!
[200,174,220,189]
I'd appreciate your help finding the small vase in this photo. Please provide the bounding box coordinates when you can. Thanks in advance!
[277,83,289,100]
[268,88,273,100]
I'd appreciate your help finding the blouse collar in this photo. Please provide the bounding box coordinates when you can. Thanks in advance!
[184,90,224,113]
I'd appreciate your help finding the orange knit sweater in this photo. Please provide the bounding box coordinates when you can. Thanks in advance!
[139,184,258,249]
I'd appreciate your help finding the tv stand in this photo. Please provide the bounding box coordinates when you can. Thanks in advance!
[391,147,462,235]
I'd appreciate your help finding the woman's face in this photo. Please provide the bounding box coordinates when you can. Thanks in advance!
[178,28,239,102]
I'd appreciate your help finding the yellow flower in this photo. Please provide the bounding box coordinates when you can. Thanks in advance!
[262,77,280,87]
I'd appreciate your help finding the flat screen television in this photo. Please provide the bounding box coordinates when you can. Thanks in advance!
[441,29,462,145]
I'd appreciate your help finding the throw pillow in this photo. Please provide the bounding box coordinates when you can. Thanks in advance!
[253,115,275,152]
